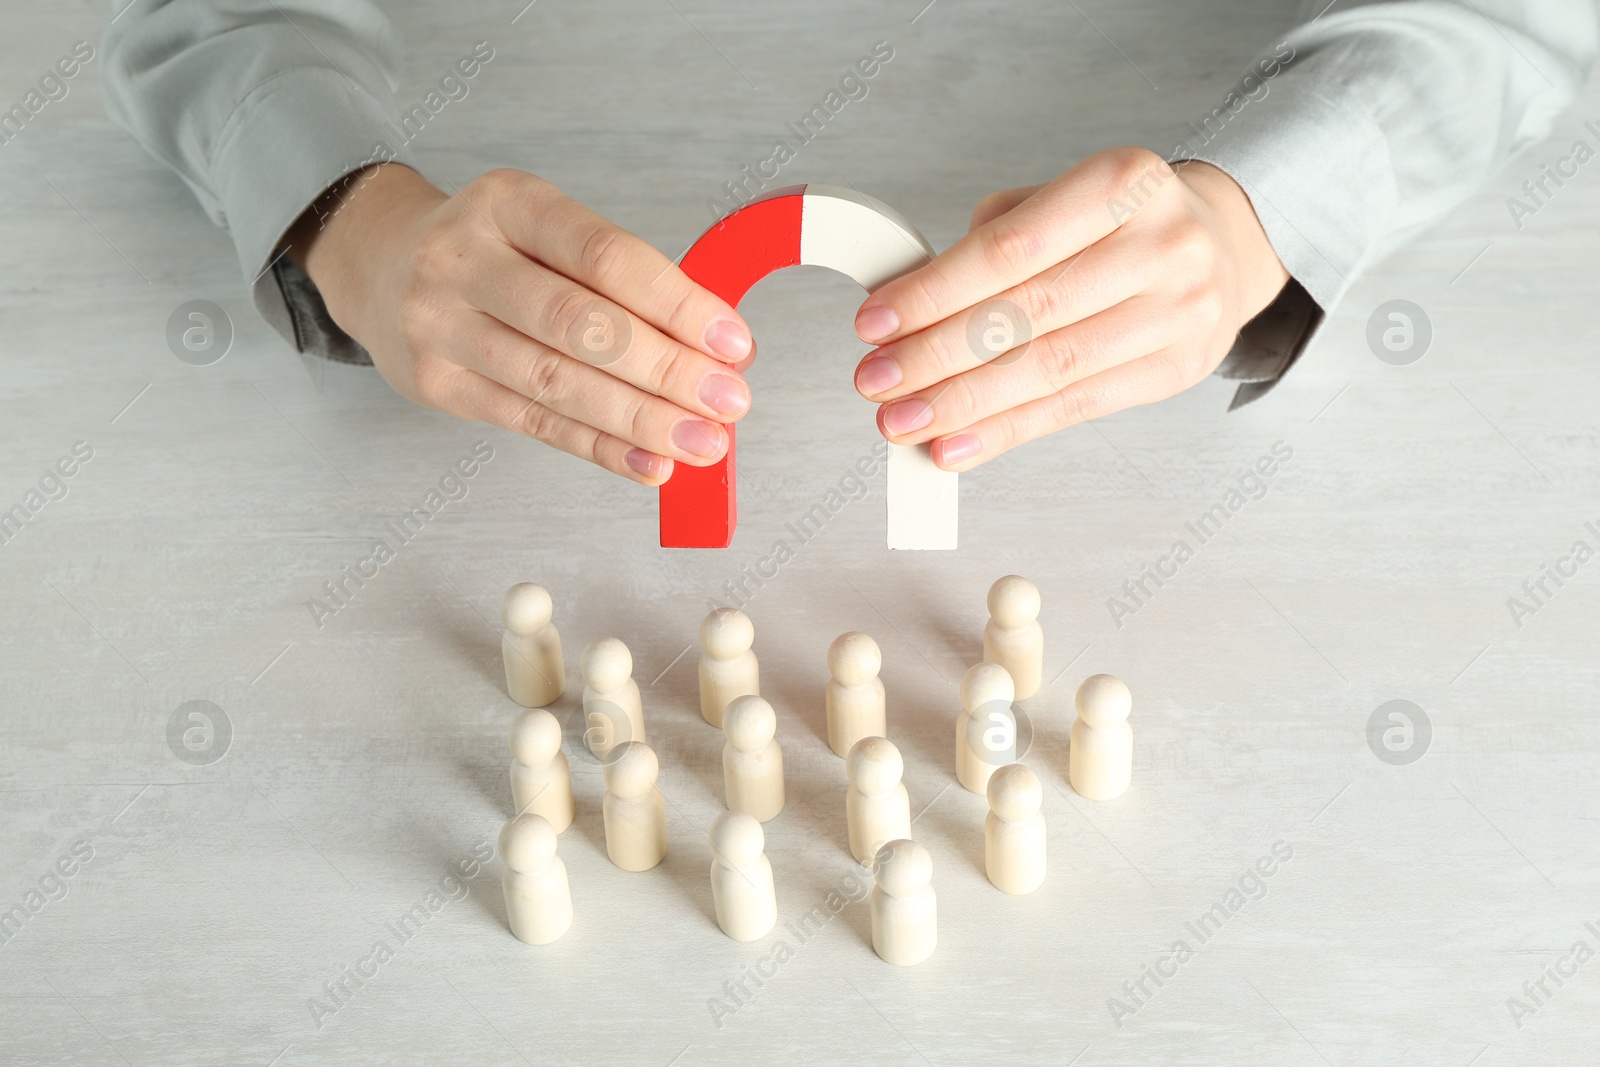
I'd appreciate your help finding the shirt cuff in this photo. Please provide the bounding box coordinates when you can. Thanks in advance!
[209,67,413,364]
[1215,278,1324,409]
[1171,72,1396,405]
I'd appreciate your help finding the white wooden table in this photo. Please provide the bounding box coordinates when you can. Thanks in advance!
[2,2,1597,1064]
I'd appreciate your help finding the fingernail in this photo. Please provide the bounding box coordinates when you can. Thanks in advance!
[937,433,981,467]
[706,319,752,361]
[671,419,725,458]
[881,398,933,436]
[625,448,671,480]
[856,356,902,396]
[856,304,900,343]
[697,372,750,418]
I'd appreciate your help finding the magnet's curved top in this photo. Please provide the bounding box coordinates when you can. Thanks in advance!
[661,185,957,551]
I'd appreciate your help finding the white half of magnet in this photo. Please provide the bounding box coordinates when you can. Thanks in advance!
[799,185,936,291]
[798,186,957,550]
[886,441,958,550]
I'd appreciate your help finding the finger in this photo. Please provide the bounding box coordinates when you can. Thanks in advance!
[969,184,1045,231]
[927,351,1193,471]
[854,222,1160,401]
[427,365,677,486]
[855,147,1174,345]
[875,296,1182,445]
[449,310,731,467]
[462,242,751,424]
[479,169,753,363]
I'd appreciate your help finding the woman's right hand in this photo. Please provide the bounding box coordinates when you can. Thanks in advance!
[284,164,754,485]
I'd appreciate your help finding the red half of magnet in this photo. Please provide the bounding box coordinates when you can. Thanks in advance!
[659,188,806,549]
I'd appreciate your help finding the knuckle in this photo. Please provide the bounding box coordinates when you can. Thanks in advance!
[1146,349,1196,394]
[1020,278,1067,330]
[395,297,438,351]
[409,360,449,405]
[1040,331,1087,388]
[934,373,981,425]
[577,224,628,280]
[1046,385,1094,429]
[1178,343,1212,381]
[546,288,594,345]
[647,344,695,400]
[991,417,1024,458]
[1166,219,1214,268]
[1172,350,1206,389]
[584,426,613,466]
[931,323,979,374]
[520,401,559,443]
[657,281,702,339]
[980,223,1041,273]
[469,168,517,202]
[1107,145,1169,188]
[1102,147,1176,224]
[575,425,605,465]
[522,352,563,407]
[624,394,658,445]
[1187,285,1225,328]
[971,189,1012,228]
[894,280,944,331]
[475,167,538,203]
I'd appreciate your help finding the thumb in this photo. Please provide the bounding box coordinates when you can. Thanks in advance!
[969,184,1046,231]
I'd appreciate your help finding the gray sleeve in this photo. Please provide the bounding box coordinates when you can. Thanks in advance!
[101,0,421,364]
[1169,0,1597,407]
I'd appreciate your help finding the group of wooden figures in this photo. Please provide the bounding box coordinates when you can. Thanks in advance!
[493,576,1134,966]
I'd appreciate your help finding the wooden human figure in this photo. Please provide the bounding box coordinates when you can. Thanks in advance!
[846,736,911,865]
[581,636,645,760]
[955,661,1016,795]
[509,708,574,833]
[984,575,1043,700]
[985,763,1045,895]
[1070,674,1133,800]
[825,632,886,758]
[698,607,759,728]
[707,810,777,941]
[501,582,564,708]
[499,813,573,945]
[602,741,667,871]
[722,695,785,822]
[870,839,936,966]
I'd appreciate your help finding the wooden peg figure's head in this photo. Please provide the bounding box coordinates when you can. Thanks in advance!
[581,636,633,691]
[723,695,776,753]
[699,607,754,659]
[509,708,563,767]
[828,631,882,685]
[846,736,903,795]
[499,812,557,874]
[988,575,1041,628]
[604,741,659,800]
[501,582,553,635]
[708,810,764,868]
[873,838,931,897]
[987,763,1042,822]
[1076,674,1132,728]
[960,661,1015,712]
